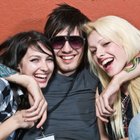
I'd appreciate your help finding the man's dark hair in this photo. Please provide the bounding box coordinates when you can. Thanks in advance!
[44,3,90,71]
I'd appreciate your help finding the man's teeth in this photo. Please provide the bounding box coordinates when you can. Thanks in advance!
[102,58,113,66]
[62,56,74,60]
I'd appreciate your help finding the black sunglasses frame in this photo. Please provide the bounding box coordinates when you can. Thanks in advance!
[50,36,85,50]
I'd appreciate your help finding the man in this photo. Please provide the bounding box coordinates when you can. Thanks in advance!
[20,4,101,140]
[1,4,100,140]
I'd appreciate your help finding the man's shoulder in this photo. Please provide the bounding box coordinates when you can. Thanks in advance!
[78,67,99,81]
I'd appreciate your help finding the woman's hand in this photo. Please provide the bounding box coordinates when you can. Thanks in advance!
[24,88,47,128]
[96,55,140,122]
[20,75,48,128]
[5,74,48,128]
[12,110,35,129]
[0,110,34,140]
[96,75,121,122]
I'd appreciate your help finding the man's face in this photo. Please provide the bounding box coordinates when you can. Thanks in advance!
[51,28,85,76]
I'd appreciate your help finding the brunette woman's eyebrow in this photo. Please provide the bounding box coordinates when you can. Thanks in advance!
[28,55,40,59]
[29,53,53,58]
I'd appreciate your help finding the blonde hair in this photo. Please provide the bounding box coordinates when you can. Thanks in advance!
[83,15,140,139]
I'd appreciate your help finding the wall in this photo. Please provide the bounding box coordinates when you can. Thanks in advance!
[0,0,140,42]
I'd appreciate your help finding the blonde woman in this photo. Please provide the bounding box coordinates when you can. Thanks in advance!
[83,16,140,139]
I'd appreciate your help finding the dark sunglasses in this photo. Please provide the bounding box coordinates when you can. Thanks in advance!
[50,36,85,50]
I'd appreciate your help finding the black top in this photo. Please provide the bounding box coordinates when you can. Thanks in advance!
[18,67,101,140]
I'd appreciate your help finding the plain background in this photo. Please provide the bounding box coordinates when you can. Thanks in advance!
[0,0,140,42]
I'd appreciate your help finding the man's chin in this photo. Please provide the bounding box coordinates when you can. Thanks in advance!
[58,67,77,76]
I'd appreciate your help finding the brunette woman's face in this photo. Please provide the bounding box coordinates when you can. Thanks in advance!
[88,30,128,77]
[18,43,54,88]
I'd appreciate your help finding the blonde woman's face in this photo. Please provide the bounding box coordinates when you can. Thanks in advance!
[88,30,128,77]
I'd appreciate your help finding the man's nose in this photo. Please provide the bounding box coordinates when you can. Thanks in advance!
[61,41,73,53]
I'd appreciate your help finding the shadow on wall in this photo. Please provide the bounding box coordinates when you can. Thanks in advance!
[0,18,46,43]
[13,18,45,33]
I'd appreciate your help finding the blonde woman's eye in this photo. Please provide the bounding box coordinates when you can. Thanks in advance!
[103,42,110,46]
[90,50,96,55]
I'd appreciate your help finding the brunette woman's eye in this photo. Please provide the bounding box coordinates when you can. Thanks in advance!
[30,58,39,62]
[45,54,53,61]
[46,57,54,62]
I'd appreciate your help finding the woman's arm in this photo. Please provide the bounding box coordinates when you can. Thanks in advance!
[0,64,47,128]
[5,73,48,128]
[97,119,109,140]
[96,89,109,140]
[96,56,140,122]
[0,110,34,140]
[120,138,128,140]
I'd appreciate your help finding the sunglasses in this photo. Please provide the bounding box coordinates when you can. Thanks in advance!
[50,36,85,50]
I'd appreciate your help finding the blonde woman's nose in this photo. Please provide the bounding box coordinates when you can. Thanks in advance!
[96,48,105,58]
